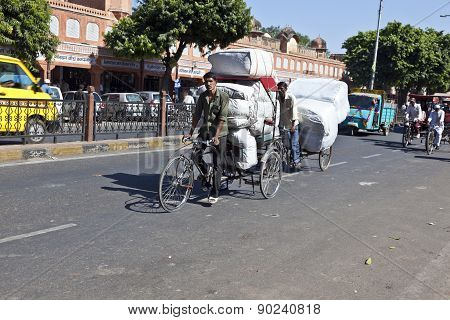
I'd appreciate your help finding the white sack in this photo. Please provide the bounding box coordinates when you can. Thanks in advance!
[288,78,350,123]
[296,99,338,153]
[217,83,255,100]
[250,100,280,136]
[228,128,258,170]
[208,49,274,77]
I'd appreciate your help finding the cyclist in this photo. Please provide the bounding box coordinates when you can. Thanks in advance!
[405,97,422,138]
[277,82,301,169]
[427,97,445,150]
[184,72,229,204]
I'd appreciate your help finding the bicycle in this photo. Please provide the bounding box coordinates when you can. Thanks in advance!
[402,121,413,148]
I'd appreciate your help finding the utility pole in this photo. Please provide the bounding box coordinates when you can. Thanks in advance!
[369,0,383,90]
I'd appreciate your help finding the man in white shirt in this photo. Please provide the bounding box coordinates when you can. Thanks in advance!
[428,98,445,150]
[278,82,301,168]
[405,97,422,138]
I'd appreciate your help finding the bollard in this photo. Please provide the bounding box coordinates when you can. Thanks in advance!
[160,90,167,137]
[84,85,95,142]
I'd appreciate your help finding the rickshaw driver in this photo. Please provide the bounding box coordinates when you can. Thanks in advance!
[184,72,229,204]
[428,97,445,150]
[405,97,423,138]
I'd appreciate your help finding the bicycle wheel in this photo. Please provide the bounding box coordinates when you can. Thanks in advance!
[260,151,282,199]
[319,146,333,171]
[159,156,194,212]
[402,126,410,147]
[425,130,434,155]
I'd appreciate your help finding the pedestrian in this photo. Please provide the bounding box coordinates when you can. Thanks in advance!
[60,80,69,93]
[73,84,85,122]
[184,72,229,204]
[405,97,423,138]
[277,81,301,169]
[427,97,445,150]
[181,88,195,113]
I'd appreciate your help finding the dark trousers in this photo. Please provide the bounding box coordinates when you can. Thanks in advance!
[194,132,227,197]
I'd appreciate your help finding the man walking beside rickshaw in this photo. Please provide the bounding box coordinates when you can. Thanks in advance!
[278,82,302,169]
[428,97,445,150]
[184,72,229,204]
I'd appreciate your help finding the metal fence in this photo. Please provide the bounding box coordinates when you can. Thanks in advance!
[0,98,194,144]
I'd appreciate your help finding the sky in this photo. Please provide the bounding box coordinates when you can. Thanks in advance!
[132,0,450,53]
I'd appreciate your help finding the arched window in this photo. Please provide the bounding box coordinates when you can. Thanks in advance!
[303,61,307,72]
[296,61,301,72]
[50,16,59,36]
[325,65,329,76]
[276,57,282,68]
[283,58,288,69]
[86,23,99,41]
[66,19,80,38]
[319,65,324,75]
[308,62,313,72]
[314,63,319,74]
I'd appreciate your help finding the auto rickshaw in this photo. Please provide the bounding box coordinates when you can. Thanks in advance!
[340,89,396,136]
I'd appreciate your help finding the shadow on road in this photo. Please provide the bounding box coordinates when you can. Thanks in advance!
[101,172,272,214]
[414,155,450,163]
[102,173,164,214]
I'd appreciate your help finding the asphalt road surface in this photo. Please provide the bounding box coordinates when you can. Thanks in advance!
[0,130,449,299]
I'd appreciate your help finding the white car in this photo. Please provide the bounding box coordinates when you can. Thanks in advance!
[47,86,63,115]
[101,93,145,119]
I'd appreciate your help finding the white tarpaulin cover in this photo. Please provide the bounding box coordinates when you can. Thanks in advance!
[295,98,339,153]
[288,78,350,123]
[208,49,274,77]
[228,128,258,170]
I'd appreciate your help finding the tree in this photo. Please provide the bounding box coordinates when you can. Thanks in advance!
[343,22,450,102]
[0,0,59,69]
[105,0,253,92]
[260,25,311,47]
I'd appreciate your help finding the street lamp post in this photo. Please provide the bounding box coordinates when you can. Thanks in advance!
[369,0,383,90]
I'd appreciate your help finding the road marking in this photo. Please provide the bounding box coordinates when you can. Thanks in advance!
[0,146,179,169]
[0,223,77,244]
[329,161,347,167]
[392,150,401,152]
[362,153,383,159]
[282,171,301,178]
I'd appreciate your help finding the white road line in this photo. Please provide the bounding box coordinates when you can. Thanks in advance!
[0,223,77,244]
[0,146,179,169]
[392,150,401,152]
[329,161,348,167]
[362,153,383,159]
[282,171,301,178]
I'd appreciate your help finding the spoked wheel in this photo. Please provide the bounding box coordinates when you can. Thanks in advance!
[402,126,411,147]
[319,146,333,171]
[159,156,194,212]
[260,151,282,199]
[425,130,435,155]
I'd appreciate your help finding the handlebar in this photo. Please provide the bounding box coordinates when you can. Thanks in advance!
[182,136,213,146]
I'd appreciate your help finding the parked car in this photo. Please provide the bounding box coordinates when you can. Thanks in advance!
[0,54,58,143]
[137,91,173,104]
[101,93,146,120]
[47,85,63,115]
[62,90,104,121]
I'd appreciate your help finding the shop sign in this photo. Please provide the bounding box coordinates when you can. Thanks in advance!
[178,67,205,77]
[53,53,96,65]
[144,63,166,73]
[102,59,139,69]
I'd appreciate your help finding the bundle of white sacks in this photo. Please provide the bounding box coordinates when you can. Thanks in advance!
[197,81,280,170]
[288,78,350,153]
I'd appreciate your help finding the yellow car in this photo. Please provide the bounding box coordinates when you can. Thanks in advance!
[0,55,58,143]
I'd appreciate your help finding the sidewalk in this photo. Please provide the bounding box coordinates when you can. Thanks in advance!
[0,136,183,163]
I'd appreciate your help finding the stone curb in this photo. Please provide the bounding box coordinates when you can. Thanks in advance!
[0,136,183,163]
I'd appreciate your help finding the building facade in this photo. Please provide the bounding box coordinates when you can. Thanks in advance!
[38,0,346,94]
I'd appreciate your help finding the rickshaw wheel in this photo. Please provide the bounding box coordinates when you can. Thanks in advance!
[425,130,434,155]
[319,146,333,171]
[382,125,390,136]
[260,151,282,199]
[159,156,194,212]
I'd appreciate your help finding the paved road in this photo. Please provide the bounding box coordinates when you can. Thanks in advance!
[0,131,449,299]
